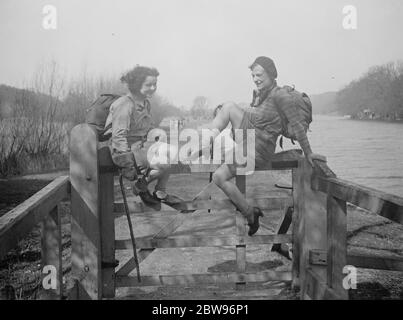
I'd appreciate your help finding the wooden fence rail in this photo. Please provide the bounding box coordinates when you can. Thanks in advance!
[0,176,70,260]
[304,161,403,299]
[0,175,70,298]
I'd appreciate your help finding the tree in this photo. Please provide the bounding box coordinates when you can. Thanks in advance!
[150,94,183,126]
[190,96,210,119]
[335,61,403,118]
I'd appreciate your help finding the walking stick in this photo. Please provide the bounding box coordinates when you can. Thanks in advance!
[208,141,213,213]
[119,173,141,282]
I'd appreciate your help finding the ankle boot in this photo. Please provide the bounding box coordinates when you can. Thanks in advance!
[247,207,264,236]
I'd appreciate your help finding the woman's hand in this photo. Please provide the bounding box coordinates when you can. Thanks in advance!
[306,152,326,167]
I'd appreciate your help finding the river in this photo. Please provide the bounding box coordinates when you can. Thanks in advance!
[14,115,403,197]
[280,115,403,197]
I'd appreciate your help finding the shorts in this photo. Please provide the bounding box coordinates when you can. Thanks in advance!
[130,140,177,171]
[235,111,276,169]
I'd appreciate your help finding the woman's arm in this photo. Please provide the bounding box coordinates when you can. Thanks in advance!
[111,99,132,153]
[110,99,138,180]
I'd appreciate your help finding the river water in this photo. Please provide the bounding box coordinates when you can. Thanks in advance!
[280,115,403,197]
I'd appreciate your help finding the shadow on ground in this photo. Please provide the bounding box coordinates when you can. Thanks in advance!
[207,259,284,273]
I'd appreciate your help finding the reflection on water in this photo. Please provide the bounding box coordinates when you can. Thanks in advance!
[278,115,403,197]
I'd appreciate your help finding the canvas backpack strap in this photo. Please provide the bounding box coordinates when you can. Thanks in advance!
[272,87,289,132]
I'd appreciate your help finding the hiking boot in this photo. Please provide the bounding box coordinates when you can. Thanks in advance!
[246,207,264,236]
[132,177,148,195]
[138,190,161,210]
[153,191,183,206]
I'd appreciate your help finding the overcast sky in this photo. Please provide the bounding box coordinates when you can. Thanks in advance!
[1,0,403,107]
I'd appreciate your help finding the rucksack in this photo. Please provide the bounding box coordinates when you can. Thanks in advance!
[85,94,121,141]
[275,85,312,148]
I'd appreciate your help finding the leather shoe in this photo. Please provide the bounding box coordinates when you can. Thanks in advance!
[247,207,264,236]
[138,190,161,210]
[153,191,182,205]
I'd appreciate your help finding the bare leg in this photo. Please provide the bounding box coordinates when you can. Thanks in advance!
[208,102,251,215]
[146,164,170,192]
[195,101,246,153]
[212,164,251,218]
[145,141,178,195]
[213,162,263,237]
[209,102,264,234]
[208,101,245,132]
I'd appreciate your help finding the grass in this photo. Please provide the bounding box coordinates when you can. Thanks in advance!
[0,179,51,213]
[0,118,71,178]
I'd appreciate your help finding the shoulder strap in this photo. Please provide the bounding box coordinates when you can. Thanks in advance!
[272,87,288,123]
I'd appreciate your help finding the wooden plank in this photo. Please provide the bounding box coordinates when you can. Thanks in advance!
[40,206,63,299]
[291,167,302,289]
[310,249,403,272]
[305,268,345,300]
[115,213,187,276]
[161,149,302,174]
[66,280,92,300]
[99,149,302,174]
[115,234,292,250]
[236,213,246,289]
[327,195,348,299]
[192,182,215,201]
[116,271,292,287]
[66,281,79,300]
[168,162,298,174]
[113,201,167,216]
[0,176,69,260]
[99,165,116,298]
[115,249,153,277]
[235,175,246,290]
[309,249,327,266]
[70,124,102,300]
[316,176,403,224]
[113,196,293,216]
[114,285,283,300]
[295,159,328,298]
[98,141,118,174]
[348,253,403,271]
[313,159,336,179]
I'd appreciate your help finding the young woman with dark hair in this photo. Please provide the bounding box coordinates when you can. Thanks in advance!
[105,65,181,208]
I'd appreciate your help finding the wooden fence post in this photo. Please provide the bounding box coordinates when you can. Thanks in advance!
[40,205,63,299]
[291,165,303,290]
[327,195,348,299]
[70,124,102,300]
[235,175,246,290]
[294,158,328,299]
[98,144,116,298]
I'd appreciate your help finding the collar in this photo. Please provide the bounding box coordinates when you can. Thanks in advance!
[251,80,278,107]
[258,80,277,97]
[128,93,150,109]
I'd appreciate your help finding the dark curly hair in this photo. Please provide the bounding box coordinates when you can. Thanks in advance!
[213,104,223,118]
[120,65,160,95]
